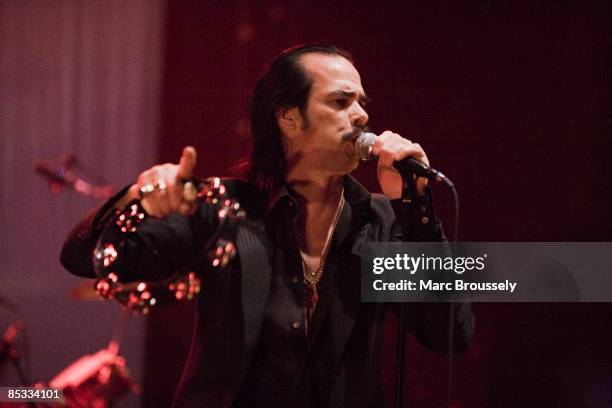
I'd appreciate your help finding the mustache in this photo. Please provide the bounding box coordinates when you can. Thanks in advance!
[341,125,369,142]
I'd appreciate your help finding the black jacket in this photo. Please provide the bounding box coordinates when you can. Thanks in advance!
[60,176,474,407]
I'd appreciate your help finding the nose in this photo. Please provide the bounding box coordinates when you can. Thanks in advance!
[351,102,369,127]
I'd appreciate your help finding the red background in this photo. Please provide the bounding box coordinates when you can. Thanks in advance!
[147,2,612,407]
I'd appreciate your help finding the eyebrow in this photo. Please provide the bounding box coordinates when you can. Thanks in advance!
[328,90,370,106]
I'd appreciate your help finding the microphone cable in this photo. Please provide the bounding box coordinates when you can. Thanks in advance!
[445,183,459,408]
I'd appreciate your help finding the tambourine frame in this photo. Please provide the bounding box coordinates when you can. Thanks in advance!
[92,177,244,314]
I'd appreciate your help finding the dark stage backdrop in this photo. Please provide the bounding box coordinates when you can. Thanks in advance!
[145,2,612,407]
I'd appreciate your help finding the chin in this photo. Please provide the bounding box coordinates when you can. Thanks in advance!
[340,154,360,175]
[351,155,361,171]
[338,144,360,172]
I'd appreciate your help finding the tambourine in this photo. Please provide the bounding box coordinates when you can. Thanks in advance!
[92,177,245,314]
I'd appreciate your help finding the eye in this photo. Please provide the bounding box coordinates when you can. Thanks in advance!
[334,99,349,108]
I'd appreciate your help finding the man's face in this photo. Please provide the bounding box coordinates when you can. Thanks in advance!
[281,53,369,176]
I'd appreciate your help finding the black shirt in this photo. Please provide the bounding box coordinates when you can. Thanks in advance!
[60,176,474,408]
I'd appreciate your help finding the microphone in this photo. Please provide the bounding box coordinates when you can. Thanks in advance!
[354,132,454,189]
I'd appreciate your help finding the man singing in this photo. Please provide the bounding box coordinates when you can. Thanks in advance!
[61,44,474,407]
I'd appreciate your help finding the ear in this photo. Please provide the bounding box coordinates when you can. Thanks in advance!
[276,107,303,137]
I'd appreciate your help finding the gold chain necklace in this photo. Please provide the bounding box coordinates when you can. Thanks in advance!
[302,187,345,314]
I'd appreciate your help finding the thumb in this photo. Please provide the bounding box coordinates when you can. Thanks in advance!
[178,146,197,179]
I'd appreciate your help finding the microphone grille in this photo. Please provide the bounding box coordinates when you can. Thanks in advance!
[355,132,376,161]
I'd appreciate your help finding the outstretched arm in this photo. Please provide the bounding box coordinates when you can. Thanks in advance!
[60,147,212,282]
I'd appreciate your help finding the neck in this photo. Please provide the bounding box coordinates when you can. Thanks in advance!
[288,173,345,256]
[285,173,344,205]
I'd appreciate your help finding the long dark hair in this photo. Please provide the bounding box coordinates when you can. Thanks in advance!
[243,44,353,192]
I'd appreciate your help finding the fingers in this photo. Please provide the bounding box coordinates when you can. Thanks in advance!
[137,146,198,218]
[179,181,198,216]
[138,166,169,217]
[373,131,430,199]
[372,130,429,168]
[178,146,197,180]
[152,167,171,215]
[167,166,183,213]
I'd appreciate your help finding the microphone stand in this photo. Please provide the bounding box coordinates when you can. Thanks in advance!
[395,167,415,408]
[1,321,30,385]
[34,154,114,199]
[393,167,460,408]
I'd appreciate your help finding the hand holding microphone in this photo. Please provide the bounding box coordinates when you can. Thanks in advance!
[354,131,453,199]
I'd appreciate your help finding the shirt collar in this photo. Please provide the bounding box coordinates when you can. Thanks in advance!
[265,175,371,220]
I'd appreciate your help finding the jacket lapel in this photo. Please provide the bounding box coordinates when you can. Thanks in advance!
[235,220,273,356]
[330,220,373,371]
